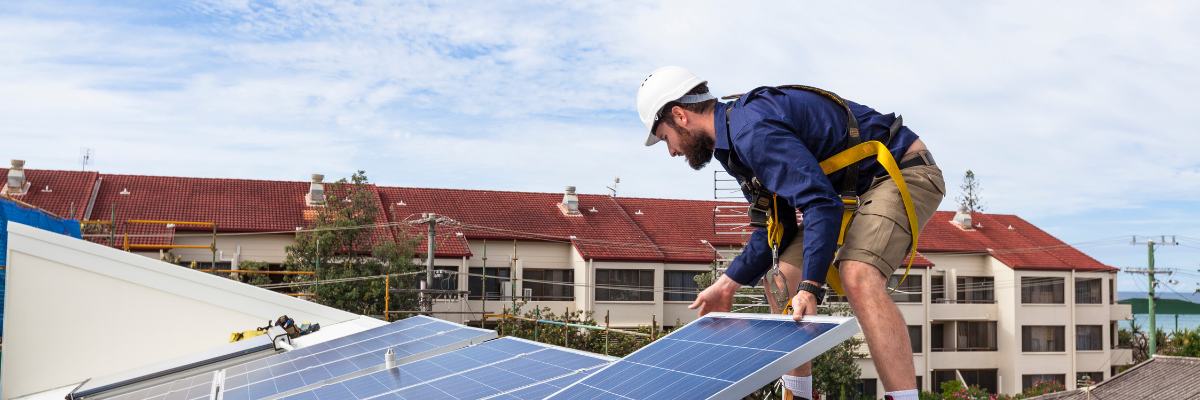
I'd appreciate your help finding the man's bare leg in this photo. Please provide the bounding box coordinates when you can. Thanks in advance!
[772,262,812,378]
[839,259,917,392]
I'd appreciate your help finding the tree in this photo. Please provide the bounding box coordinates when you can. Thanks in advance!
[283,171,422,316]
[955,170,987,212]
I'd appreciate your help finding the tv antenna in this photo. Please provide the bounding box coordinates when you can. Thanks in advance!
[607,176,619,197]
[79,147,94,171]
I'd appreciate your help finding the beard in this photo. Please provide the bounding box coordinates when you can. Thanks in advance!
[674,124,715,170]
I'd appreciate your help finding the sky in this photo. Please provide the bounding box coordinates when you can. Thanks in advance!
[2,1,1199,293]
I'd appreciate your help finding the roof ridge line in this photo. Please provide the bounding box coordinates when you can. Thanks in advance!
[601,196,666,260]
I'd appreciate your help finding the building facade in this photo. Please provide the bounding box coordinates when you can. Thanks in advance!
[2,161,1133,397]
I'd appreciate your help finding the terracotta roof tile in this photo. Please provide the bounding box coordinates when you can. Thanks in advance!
[918,211,1114,272]
[0,168,97,219]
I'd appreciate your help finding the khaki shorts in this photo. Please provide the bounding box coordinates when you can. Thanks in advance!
[779,150,945,278]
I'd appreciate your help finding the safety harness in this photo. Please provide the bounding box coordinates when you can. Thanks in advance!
[720,85,920,309]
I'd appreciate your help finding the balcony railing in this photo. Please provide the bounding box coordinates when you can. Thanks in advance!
[931,347,998,352]
[931,299,997,304]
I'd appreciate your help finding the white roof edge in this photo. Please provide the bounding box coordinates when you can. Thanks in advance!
[11,384,77,400]
[6,222,361,324]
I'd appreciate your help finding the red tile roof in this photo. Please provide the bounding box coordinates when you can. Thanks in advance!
[0,168,97,219]
[917,211,1114,272]
[0,168,1111,270]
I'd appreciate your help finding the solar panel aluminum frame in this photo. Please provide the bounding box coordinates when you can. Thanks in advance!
[549,313,859,400]
[249,327,498,400]
[702,313,857,400]
[71,335,277,399]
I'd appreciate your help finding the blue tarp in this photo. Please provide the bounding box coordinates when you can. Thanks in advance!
[0,198,82,336]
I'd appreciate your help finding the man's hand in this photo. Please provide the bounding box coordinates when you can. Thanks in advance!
[688,274,741,317]
[790,280,821,321]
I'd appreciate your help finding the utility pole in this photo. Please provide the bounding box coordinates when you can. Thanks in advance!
[1127,235,1178,356]
[415,213,447,313]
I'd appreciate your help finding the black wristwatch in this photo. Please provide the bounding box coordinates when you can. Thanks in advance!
[796,282,826,305]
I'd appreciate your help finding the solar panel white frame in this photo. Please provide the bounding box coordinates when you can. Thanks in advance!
[545,313,859,400]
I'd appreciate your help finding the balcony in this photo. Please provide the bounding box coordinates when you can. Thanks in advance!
[1111,347,1133,365]
[929,351,1001,369]
[930,300,999,321]
[1111,303,1132,321]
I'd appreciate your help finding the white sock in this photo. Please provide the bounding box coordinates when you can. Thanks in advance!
[780,375,811,399]
[885,389,919,400]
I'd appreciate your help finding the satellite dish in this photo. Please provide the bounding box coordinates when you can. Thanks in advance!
[79,147,95,171]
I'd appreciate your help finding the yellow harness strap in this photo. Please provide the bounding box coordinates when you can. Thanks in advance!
[818,141,920,297]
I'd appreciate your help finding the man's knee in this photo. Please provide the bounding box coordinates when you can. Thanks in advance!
[839,260,887,295]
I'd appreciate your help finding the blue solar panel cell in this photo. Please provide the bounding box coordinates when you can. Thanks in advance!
[278,337,612,400]
[545,314,857,400]
[220,317,493,400]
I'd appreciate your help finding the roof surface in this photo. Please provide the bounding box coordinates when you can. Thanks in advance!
[1026,355,1200,400]
[2,168,1110,269]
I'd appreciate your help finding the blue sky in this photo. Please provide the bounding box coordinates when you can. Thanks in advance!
[3,1,1199,294]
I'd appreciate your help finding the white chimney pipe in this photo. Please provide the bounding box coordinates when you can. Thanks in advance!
[308,174,325,205]
[560,186,580,215]
[385,348,397,368]
[953,205,972,229]
[7,160,26,195]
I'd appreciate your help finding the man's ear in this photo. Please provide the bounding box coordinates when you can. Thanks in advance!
[671,105,688,126]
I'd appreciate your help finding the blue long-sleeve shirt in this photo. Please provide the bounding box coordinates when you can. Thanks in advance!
[714,86,919,287]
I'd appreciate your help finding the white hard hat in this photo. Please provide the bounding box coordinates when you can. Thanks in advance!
[637,66,714,146]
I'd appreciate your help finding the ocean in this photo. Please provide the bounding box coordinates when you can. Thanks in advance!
[1120,314,1200,332]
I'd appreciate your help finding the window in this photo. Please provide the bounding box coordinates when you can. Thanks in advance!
[1022,374,1065,391]
[1075,278,1102,304]
[1022,277,1065,304]
[853,379,877,399]
[522,269,574,301]
[1023,326,1066,352]
[1111,321,1119,349]
[468,267,510,300]
[931,276,946,302]
[956,321,998,351]
[429,266,459,292]
[931,322,947,351]
[1077,325,1103,350]
[665,271,702,301]
[908,325,922,353]
[959,370,998,395]
[1077,372,1103,385]
[957,277,995,303]
[1109,278,1115,304]
[932,371,957,394]
[888,275,922,303]
[596,269,654,301]
[916,376,923,392]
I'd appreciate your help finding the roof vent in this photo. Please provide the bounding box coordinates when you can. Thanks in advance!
[558,186,580,216]
[952,205,973,230]
[307,174,325,206]
[6,160,28,195]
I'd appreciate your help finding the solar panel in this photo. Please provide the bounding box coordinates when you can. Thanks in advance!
[277,337,613,400]
[219,316,495,400]
[481,365,607,400]
[96,371,215,400]
[544,313,858,400]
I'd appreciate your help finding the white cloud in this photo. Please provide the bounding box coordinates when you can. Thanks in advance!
[3,0,1200,227]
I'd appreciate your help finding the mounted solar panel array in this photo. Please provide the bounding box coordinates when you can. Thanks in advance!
[97,371,216,400]
[277,337,613,400]
[220,315,495,400]
[544,313,858,400]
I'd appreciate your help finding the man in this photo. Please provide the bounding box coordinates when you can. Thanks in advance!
[637,66,944,400]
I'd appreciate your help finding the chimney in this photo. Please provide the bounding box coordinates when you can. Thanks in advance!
[7,160,27,195]
[559,186,580,216]
[952,205,973,230]
[307,174,325,205]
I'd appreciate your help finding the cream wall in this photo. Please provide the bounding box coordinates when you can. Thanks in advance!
[173,233,298,264]
[2,223,362,400]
